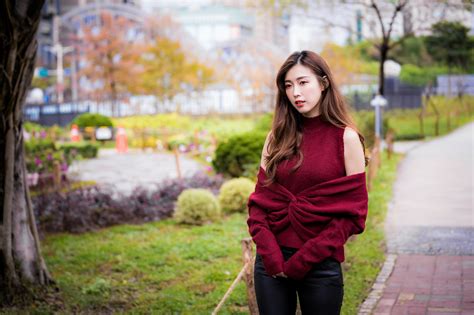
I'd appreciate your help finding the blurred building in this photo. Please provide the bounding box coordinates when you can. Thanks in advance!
[289,1,472,53]
[38,0,139,68]
[138,1,290,53]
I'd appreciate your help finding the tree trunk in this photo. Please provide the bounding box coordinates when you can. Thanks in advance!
[0,0,53,302]
[378,41,389,96]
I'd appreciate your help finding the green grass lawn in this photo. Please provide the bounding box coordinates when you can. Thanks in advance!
[386,110,473,140]
[2,152,401,314]
[342,152,401,314]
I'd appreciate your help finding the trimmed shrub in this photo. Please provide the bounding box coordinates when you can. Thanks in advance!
[72,113,113,128]
[212,131,266,178]
[59,142,99,159]
[174,189,221,225]
[32,172,225,234]
[24,139,69,175]
[25,139,56,154]
[218,177,255,214]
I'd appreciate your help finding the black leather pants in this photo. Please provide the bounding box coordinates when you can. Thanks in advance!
[254,247,344,315]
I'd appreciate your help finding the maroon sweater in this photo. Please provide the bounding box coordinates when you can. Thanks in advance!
[247,115,368,280]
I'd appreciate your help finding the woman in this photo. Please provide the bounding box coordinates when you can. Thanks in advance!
[247,51,369,314]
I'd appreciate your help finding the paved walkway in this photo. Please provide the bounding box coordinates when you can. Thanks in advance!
[363,123,474,314]
[68,148,206,196]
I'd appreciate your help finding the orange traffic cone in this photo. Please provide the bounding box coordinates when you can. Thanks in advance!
[116,126,128,153]
[70,124,80,142]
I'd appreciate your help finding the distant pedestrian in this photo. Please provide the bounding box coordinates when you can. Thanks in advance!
[247,51,369,314]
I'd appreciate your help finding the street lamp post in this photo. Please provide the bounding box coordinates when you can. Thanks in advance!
[370,94,388,140]
[45,15,76,104]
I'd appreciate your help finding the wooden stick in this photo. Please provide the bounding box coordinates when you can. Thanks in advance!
[212,262,250,315]
[174,148,182,179]
[242,238,258,315]
[53,160,61,190]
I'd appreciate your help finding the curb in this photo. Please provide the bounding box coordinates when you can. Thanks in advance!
[358,254,397,315]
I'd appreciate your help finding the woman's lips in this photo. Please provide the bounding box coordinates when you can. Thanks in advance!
[295,101,305,107]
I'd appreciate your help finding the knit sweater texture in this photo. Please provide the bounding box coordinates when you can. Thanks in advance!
[247,114,369,280]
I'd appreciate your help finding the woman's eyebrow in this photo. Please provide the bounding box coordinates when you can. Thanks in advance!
[285,76,310,83]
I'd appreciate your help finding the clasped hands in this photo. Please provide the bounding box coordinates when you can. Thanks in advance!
[272,272,288,279]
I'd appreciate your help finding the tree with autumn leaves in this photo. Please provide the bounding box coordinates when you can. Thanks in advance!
[75,13,214,115]
[133,36,214,113]
[74,13,142,116]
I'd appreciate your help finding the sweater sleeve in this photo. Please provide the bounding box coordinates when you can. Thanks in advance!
[283,216,365,280]
[247,202,285,276]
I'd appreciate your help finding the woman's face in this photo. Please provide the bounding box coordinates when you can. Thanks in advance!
[284,63,324,118]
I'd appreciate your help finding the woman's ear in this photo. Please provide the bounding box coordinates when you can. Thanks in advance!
[321,76,329,90]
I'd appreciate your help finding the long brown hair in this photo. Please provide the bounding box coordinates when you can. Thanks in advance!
[264,50,368,184]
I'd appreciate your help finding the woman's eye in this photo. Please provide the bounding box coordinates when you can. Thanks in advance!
[300,81,308,85]
[285,85,291,89]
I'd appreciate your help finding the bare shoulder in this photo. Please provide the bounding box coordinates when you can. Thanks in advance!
[343,127,360,142]
[343,127,365,174]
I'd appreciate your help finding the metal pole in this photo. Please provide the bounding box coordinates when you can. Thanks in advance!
[57,44,64,104]
[71,52,78,103]
[53,15,61,103]
[375,105,380,138]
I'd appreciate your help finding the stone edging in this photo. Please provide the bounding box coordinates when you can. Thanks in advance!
[358,254,397,314]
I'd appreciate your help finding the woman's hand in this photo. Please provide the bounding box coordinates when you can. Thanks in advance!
[272,272,288,278]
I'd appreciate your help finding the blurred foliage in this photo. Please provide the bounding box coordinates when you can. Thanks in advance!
[76,12,142,107]
[24,121,43,132]
[174,189,221,226]
[24,139,66,174]
[33,172,224,234]
[254,112,273,133]
[218,177,255,214]
[399,64,452,86]
[133,36,214,112]
[113,113,191,131]
[72,113,113,128]
[391,35,434,67]
[31,76,55,90]
[58,142,99,159]
[384,96,473,140]
[426,21,474,71]
[321,42,379,86]
[350,40,379,63]
[112,114,258,151]
[212,131,266,178]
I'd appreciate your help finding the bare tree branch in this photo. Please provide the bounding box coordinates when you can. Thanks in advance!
[371,1,387,38]
[385,0,408,40]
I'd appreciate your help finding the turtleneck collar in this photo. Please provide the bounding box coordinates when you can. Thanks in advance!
[301,114,324,130]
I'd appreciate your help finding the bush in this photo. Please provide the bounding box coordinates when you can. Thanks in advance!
[254,113,273,133]
[24,139,70,175]
[25,139,56,154]
[59,142,99,159]
[218,177,255,214]
[213,131,266,178]
[166,134,192,150]
[24,121,43,133]
[174,189,221,225]
[32,172,225,234]
[72,113,113,128]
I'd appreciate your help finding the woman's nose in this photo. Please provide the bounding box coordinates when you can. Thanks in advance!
[293,86,301,97]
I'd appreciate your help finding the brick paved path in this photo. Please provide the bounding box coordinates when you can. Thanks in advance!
[375,255,474,314]
[368,123,474,315]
